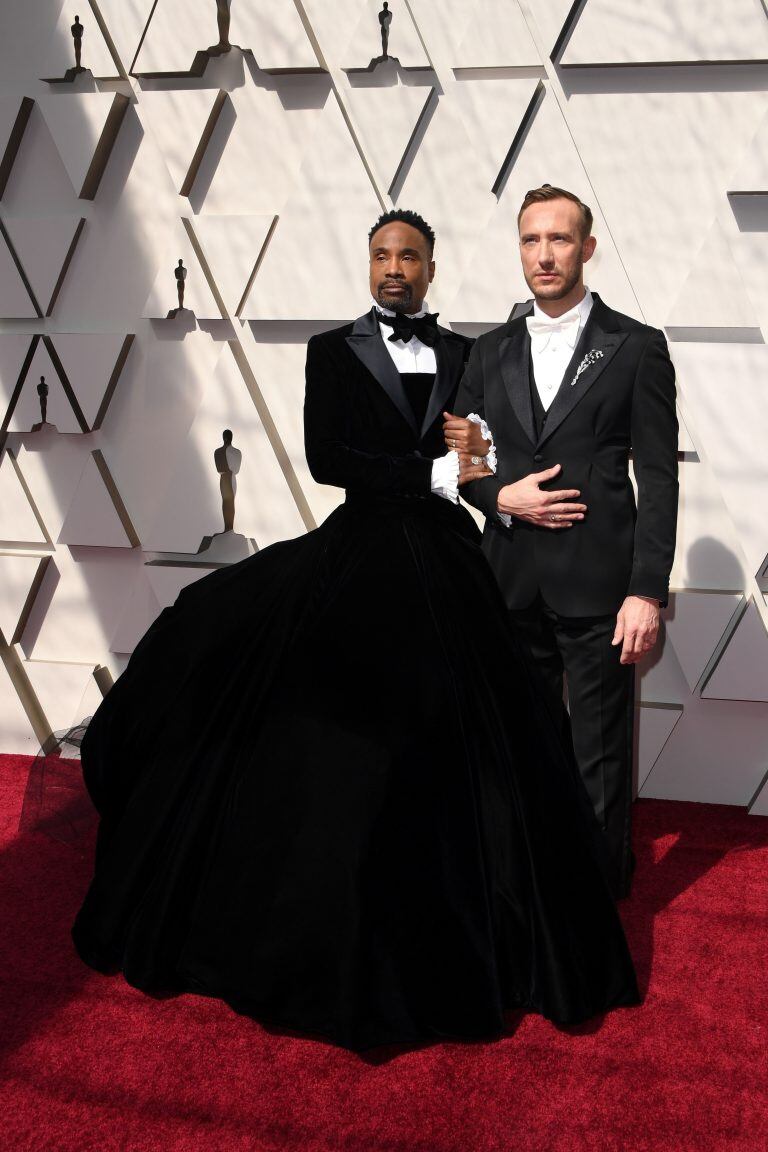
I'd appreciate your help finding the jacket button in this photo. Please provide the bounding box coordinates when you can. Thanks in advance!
[533,453,543,463]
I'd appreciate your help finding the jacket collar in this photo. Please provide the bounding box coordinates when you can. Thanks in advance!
[345,307,464,440]
[497,293,628,447]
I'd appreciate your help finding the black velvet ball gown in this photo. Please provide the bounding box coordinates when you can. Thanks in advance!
[72,315,639,1051]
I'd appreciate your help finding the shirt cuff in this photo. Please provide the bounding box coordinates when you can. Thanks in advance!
[467,412,497,474]
[430,451,459,504]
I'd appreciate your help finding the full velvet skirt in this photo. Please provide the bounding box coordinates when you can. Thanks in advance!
[72,495,639,1050]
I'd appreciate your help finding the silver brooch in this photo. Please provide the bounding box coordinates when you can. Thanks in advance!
[569,348,604,387]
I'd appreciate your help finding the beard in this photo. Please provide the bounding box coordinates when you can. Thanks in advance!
[525,261,582,302]
[375,281,415,314]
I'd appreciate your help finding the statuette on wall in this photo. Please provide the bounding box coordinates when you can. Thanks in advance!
[30,375,57,432]
[204,1,235,60]
[216,1,232,53]
[167,259,189,318]
[72,15,85,71]
[216,428,240,533]
[195,430,256,563]
[43,12,91,82]
[347,1,413,73]
[379,3,392,59]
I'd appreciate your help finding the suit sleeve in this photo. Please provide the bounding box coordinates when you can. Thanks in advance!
[453,336,504,520]
[303,334,432,498]
[628,330,679,604]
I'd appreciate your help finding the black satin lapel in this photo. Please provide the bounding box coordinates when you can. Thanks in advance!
[345,329,418,435]
[499,327,536,445]
[420,336,463,440]
[537,326,628,447]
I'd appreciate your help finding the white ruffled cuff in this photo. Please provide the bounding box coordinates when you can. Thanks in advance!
[430,451,460,504]
[467,412,497,473]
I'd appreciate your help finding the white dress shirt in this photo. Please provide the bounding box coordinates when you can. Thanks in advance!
[528,288,594,411]
[497,288,593,526]
[372,299,458,502]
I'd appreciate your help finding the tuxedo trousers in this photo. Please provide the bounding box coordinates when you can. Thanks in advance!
[508,596,635,898]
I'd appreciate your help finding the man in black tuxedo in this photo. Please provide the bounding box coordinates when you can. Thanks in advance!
[304,209,489,503]
[451,185,678,898]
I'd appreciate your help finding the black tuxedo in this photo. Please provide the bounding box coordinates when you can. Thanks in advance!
[304,307,473,496]
[456,293,678,615]
[456,293,678,896]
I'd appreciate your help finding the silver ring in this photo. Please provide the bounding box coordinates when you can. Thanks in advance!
[471,455,481,465]
[550,514,557,522]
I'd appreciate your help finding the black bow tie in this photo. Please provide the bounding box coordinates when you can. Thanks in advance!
[375,309,440,347]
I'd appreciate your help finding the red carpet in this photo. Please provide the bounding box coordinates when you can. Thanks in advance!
[1,752,767,1152]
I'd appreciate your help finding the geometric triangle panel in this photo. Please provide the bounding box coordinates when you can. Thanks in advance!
[85,0,157,76]
[665,219,760,333]
[0,227,39,318]
[0,554,51,643]
[640,695,768,806]
[637,631,691,707]
[187,215,277,319]
[5,338,82,433]
[453,0,542,69]
[664,590,743,693]
[562,0,768,65]
[345,81,436,196]
[702,599,768,703]
[12,431,92,543]
[0,451,50,547]
[0,333,36,427]
[57,449,138,549]
[136,88,228,196]
[38,92,129,199]
[52,333,134,431]
[451,76,541,193]
[0,95,34,198]
[673,342,768,579]
[635,702,683,791]
[1,214,85,317]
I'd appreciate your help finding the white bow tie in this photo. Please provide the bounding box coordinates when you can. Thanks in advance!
[526,312,581,352]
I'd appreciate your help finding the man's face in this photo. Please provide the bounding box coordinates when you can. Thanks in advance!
[369,221,435,314]
[518,198,595,302]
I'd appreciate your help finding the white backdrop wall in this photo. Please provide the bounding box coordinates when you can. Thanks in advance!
[1,0,767,814]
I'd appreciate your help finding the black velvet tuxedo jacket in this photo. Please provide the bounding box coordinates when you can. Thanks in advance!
[304,308,473,497]
[456,294,679,617]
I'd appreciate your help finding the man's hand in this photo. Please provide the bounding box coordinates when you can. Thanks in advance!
[458,453,494,486]
[612,595,660,665]
[497,464,587,529]
[442,412,490,457]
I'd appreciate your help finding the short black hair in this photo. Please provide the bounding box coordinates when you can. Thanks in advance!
[368,209,435,255]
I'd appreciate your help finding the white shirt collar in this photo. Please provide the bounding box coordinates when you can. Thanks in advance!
[371,296,429,322]
[531,286,593,329]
